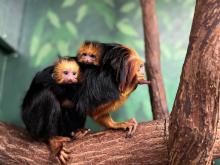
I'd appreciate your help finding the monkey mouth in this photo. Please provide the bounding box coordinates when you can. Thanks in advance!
[65,79,78,84]
[84,61,92,64]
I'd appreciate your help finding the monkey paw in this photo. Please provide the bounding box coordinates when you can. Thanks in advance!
[124,118,138,138]
[49,136,71,165]
[57,146,71,165]
[71,128,91,140]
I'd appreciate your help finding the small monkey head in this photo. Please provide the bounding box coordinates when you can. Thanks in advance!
[77,41,101,65]
[109,45,146,92]
[136,60,145,82]
[53,57,80,84]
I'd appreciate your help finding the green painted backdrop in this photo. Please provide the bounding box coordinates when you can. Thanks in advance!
[0,1,194,130]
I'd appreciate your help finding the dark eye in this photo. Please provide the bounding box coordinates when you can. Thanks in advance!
[90,54,96,58]
[82,53,87,57]
[72,72,77,75]
[63,71,68,75]
[140,64,144,68]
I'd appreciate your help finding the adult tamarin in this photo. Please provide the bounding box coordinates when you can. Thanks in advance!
[76,41,150,137]
[21,57,88,164]
[77,40,121,66]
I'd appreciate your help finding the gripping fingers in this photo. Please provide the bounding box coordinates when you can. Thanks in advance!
[126,126,133,138]
[62,147,71,154]
[58,147,70,165]
[71,128,91,140]
[126,118,138,138]
[126,124,137,138]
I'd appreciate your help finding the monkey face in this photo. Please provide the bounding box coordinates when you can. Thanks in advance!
[137,62,145,82]
[77,41,101,65]
[53,59,80,84]
[78,53,97,65]
[61,69,78,84]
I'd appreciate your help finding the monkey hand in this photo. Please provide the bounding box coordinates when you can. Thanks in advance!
[71,128,91,140]
[49,136,72,165]
[124,118,138,138]
[110,118,138,138]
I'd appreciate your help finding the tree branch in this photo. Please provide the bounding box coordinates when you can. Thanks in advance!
[1,120,220,165]
[140,0,169,120]
[169,0,220,164]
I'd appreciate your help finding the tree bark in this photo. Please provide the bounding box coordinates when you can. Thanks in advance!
[1,120,220,165]
[169,0,220,164]
[140,0,169,120]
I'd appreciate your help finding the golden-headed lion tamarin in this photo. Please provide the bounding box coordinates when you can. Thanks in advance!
[76,41,150,137]
[21,56,89,164]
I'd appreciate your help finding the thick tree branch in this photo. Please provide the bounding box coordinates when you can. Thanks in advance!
[169,0,220,164]
[1,120,220,165]
[140,0,169,120]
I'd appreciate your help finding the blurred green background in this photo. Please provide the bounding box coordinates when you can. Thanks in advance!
[4,0,220,163]
[0,0,195,127]
[0,1,196,131]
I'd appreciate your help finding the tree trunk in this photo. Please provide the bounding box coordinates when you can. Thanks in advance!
[140,0,169,120]
[169,0,220,164]
[1,120,220,164]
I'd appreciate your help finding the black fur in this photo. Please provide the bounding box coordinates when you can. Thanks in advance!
[21,63,86,141]
[74,62,120,114]
[21,43,134,141]
[74,43,130,114]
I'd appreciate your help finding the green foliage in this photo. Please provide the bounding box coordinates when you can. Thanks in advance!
[117,19,138,37]
[76,5,88,23]
[30,18,46,56]
[47,10,61,28]
[65,21,78,37]
[103,0,115,7]
[120,2,136,13]
[57,40,69,55]
[30,36,40,56]
[34,43,53,66]
[62,0,76,8]
[27,0,195,129]
[89,1,116,30]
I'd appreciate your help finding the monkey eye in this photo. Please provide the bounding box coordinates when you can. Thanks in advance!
[63,71,68,75]
[72,72,77,75]
[140,64,144,68]
[82,53,87,56]
[90,54,96,59]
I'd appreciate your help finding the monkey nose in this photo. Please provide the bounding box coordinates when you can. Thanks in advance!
[85,59,91,63]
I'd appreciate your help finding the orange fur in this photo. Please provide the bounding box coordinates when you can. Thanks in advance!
[77,42,101,65]
[53,59,80,84]
[89,48,145,131]
[118,45,145,92]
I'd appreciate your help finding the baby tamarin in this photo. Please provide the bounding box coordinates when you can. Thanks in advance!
[21,57,88,164]
[76,41,150,137]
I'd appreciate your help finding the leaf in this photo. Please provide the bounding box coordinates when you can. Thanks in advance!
[47,10,61,28]
[30,18,46,56]
[117,20,138,36]
[65,21,78,37]
[57,40,69,55]
[76,5,88,23]
[90,2,116,30]
[30,36,40,56]
[120,2,136,13]
[103,0,115,7]
[34,43,52,66]
[62,0,76,8]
